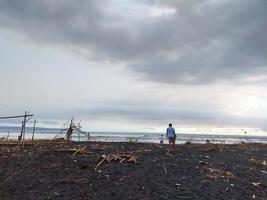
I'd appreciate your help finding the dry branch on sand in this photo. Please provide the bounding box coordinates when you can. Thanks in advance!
[70,146,90,156]
[0,147,18,157]
[52,145,91,156]
[203,168,235,182]
[95,154,137,169]
[249,158,266,166]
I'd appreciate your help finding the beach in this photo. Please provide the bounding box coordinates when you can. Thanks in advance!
[0,141,266,200]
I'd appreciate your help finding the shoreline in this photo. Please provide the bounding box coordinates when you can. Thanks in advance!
[1,131,267,144]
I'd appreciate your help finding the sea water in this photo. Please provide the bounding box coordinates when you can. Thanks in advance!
[1,129,267,144]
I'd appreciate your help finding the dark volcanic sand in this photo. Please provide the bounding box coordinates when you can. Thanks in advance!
[0,142,266,200]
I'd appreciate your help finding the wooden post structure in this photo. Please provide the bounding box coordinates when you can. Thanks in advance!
[0,112,33,144]
[88,133,90,141]
[78,129,80,142]
[32,120,36,141]
[6,132,9,141]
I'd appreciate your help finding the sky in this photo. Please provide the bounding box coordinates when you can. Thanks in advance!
[0,0,266,134]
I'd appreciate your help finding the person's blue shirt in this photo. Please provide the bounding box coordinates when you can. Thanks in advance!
[166,127,175,138]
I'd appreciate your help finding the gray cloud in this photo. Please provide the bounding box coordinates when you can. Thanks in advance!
[0,0,266,84]
[82,99,267,127]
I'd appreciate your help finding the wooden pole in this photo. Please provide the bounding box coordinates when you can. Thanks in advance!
[32,120,36,141]
[19,121,24,141]
[6,132,9,141]
[88,133,90,141]
[22,111,27,147]
[78,130,80,142]
[0,114,33,119]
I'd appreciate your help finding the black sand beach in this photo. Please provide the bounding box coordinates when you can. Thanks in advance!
[0,141,266,200]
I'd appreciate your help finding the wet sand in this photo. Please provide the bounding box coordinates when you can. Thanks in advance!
[0,141,266,200]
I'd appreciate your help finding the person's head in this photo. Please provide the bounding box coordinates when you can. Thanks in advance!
[169,123,172,127]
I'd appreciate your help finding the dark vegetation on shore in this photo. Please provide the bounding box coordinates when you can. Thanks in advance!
[0,141,266,200]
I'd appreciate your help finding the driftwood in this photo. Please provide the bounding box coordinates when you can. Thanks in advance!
[203,168,235,182]
[72,146,88,156]
[95,154,137,169]
[162,164,168,175]
[96,157,107,169]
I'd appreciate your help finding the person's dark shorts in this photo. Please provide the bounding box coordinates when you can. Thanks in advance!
[168,137,175,144]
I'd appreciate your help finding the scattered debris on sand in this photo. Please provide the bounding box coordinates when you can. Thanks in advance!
[0,141,266,200]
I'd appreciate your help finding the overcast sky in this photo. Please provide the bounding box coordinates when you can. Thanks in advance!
[0,0,266,133]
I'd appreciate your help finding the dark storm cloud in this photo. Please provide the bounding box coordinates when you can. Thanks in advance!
[0,0,266,83]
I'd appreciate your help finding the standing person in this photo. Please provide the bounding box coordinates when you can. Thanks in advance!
[166,123,176,151]
[159,134,164,144]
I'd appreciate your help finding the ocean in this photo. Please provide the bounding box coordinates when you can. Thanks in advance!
[1,126,267,144]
